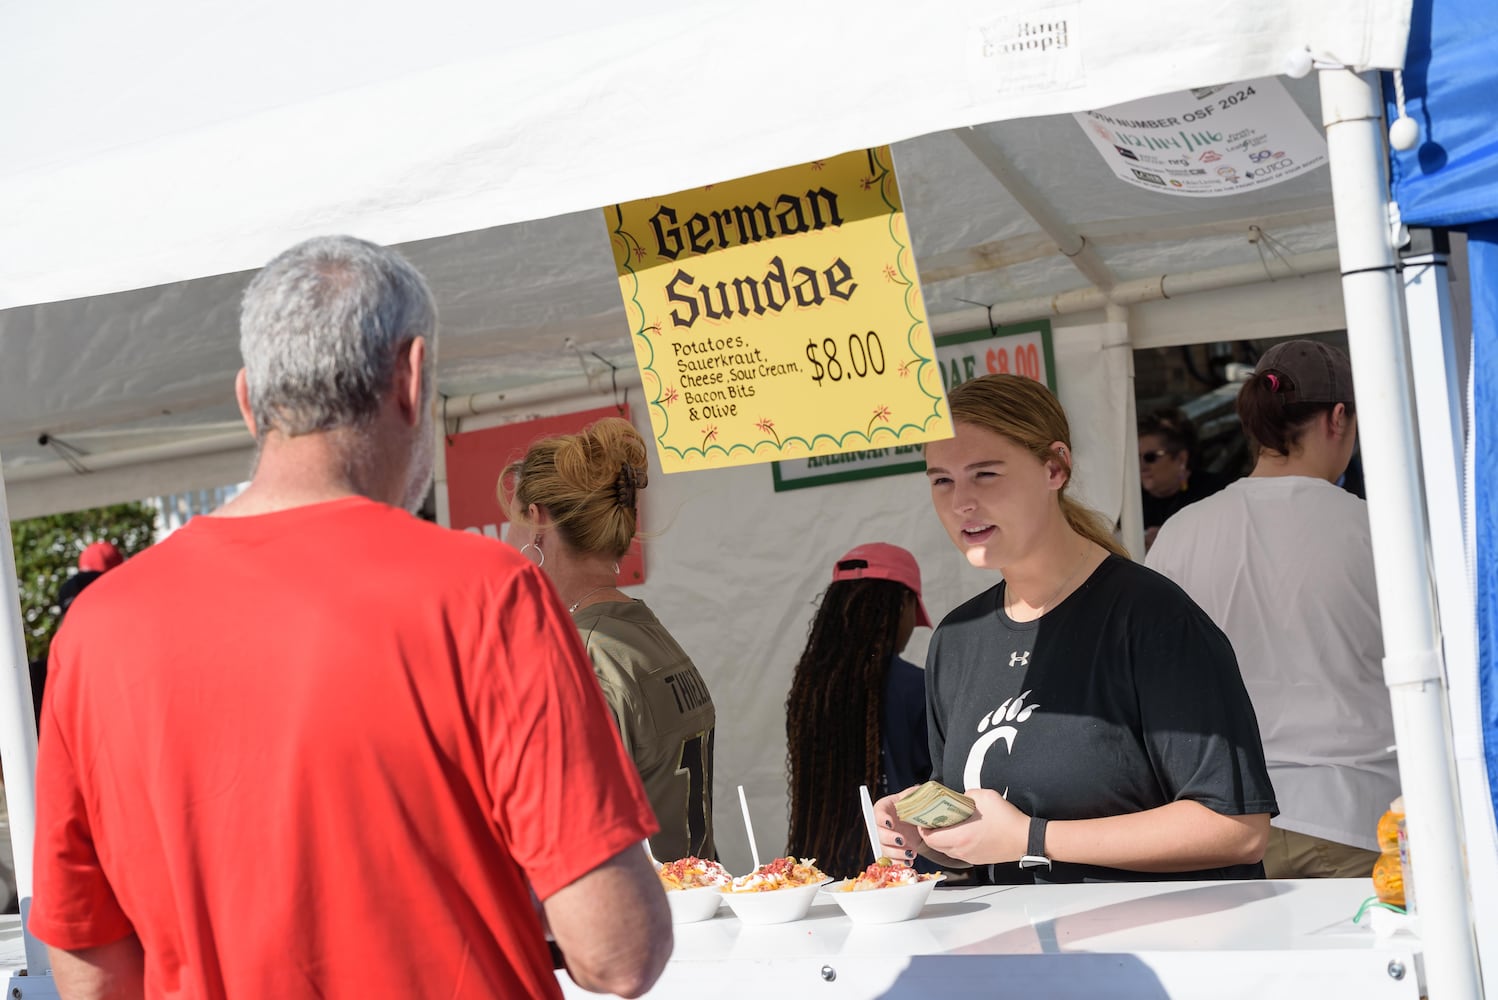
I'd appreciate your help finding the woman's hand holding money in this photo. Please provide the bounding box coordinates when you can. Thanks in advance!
[873,786,927,862]
[920,788,1029,865]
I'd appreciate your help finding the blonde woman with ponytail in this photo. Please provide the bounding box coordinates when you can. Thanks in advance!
[874,375,1276,884]
[505,417,717,863]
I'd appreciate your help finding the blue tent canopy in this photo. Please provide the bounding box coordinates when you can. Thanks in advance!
[1384,0,1498,833]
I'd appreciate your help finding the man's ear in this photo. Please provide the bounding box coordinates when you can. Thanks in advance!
[396,337,427,427]
[234,369,258,437]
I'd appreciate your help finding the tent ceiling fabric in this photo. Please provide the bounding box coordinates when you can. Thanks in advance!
[0,2,1410,484]
[2,0,1408,308]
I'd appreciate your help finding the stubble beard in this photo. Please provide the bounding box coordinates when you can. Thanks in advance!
[401,412,436,514]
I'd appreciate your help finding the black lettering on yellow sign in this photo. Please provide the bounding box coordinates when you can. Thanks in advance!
[650,189,844,260]
[686,402,738,422]
[665,256,857,329]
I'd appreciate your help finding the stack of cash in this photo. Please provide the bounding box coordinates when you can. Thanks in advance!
[894,781,976,829]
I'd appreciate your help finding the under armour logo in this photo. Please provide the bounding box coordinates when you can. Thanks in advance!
[1009,650,1031,667]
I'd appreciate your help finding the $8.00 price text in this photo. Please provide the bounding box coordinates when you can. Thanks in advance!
[806,331,886,386]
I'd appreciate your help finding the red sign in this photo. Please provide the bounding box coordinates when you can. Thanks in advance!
[443,405,646,585]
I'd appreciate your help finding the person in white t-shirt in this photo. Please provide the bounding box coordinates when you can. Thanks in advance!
[1147,340,1397,878]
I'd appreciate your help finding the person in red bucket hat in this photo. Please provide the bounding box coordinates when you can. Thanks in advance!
[785,541,936,879]
[827,542,933,628]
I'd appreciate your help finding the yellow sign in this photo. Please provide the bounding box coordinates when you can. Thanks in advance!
[608,147,951,473]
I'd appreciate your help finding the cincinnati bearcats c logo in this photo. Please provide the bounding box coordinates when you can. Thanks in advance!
[962,691,1040,790]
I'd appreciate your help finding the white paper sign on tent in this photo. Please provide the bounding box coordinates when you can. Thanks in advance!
[1073,78,1327,197]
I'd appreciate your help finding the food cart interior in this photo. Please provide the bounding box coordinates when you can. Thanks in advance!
[1,0,1494,996]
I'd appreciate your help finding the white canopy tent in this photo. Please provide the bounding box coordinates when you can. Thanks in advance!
[0,0,1398,472]
[5,1,1485,996]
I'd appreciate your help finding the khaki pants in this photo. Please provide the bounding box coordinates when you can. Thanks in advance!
[1263,826,1379,879]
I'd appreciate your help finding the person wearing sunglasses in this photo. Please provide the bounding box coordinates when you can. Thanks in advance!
[1137,407,1228,550]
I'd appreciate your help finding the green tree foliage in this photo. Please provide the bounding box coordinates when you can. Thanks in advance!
[9,503,158,663]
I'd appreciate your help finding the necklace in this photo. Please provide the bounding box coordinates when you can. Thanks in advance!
[568,585,617,613]
[1004,544,1092,621]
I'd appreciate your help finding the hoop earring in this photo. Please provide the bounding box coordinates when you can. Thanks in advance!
[612,561,621,575]
[520,542,545,569]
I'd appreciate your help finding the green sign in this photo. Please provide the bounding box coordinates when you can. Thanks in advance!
[770,319,1055,491]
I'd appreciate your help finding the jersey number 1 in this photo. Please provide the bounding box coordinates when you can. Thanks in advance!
[675,730,714,857]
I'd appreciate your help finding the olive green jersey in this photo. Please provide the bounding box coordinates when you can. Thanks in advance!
[573,599,716,861]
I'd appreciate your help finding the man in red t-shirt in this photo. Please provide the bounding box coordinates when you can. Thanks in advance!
[31,236,672,999]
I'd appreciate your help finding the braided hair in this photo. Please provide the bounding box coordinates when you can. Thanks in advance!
[785,577,910,878]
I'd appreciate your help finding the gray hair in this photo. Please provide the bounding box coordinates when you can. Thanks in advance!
[239,235,437,436]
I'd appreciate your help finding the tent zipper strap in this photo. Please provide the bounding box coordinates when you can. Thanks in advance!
[1383,650,1444,687]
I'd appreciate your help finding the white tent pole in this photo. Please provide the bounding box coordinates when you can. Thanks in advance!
[0,451,51,977]
[1401,230,1498,996]
[9,367,636,490]
[432,419,452,530]
[928,250,1341,335]
[442,368,643,427]
[1107,305,1146,560]
[1319,67,1480,999]
[5,431,253,484]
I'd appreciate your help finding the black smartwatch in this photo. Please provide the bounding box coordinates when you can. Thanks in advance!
[1019,816,1051,870]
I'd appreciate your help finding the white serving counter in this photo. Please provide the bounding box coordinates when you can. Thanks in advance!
[0,879,1423,998]
[560,878,1423,999]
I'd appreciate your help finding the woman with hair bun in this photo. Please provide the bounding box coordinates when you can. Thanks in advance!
[505,417,717,862]
[1148,340,1396,878]
[872,374,1276,884]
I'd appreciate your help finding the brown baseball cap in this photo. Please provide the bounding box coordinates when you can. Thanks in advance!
[1255,340,1355,404]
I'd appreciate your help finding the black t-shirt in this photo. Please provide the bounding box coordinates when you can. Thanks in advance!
[1141,468,1230,530]
[927,555,1277,884]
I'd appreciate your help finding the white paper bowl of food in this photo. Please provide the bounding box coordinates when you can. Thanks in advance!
[663,884,725,923]
[721,878,830,925]
[656,857,732,923]
[824,873,945,924]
